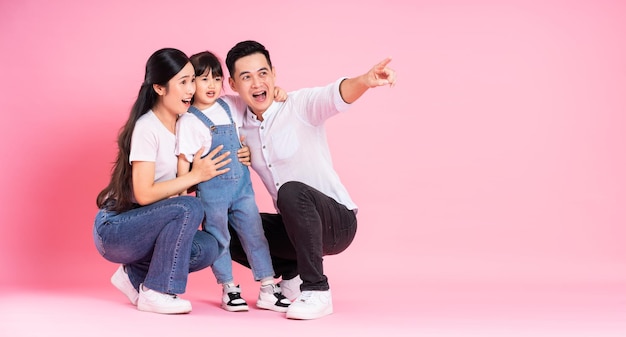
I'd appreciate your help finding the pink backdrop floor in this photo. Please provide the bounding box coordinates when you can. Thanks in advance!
[2,272,624,337]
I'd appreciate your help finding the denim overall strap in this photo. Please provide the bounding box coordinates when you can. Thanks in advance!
[188,100,242,177]
[188,98,235,129]
[215,98,235,125]
[188,105,216,130]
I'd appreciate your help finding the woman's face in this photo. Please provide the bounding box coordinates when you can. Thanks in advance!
[158,62,196,115]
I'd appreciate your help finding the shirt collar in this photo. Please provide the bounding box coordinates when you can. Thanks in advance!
[247,101,279,123]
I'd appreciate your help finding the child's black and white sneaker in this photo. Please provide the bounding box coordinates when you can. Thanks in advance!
[257,283,291,312]
[221,284,248,312]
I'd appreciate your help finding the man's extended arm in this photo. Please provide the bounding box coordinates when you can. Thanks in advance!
[339,57,397,104]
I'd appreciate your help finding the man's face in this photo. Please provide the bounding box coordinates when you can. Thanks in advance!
[229,53,276,116]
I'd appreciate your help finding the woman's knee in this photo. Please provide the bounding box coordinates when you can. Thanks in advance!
[189,231,220,272]
[176,196,204,224]
[177,195,202,209]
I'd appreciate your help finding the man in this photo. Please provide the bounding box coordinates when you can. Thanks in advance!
[226,40,396,320]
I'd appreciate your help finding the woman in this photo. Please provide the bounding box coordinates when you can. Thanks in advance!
[93,48,244,314]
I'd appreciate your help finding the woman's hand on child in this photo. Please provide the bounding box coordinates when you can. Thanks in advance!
[191,145,231,182]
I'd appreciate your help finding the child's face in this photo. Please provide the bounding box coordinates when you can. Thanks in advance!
[193,69,223,109]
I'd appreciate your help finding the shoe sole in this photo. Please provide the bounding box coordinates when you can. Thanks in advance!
[286,305,333,320]
[221,303,249,312]
[137,302,192,314]
[256,300,289,313]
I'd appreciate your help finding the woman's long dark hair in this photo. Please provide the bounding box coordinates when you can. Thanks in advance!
[96,48,190,212]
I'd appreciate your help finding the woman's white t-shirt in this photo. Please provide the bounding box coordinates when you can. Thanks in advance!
[129,110,177,183]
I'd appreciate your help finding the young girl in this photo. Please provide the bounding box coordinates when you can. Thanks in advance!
[176,51,290,313]
[93,48,243,314]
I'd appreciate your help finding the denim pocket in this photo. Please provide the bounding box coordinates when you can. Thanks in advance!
[218,158,244,180]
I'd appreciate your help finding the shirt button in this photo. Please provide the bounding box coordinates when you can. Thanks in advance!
[275,183,279,186]
[268,164,272,168]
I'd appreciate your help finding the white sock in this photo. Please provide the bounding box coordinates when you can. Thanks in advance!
[260,278,274,287]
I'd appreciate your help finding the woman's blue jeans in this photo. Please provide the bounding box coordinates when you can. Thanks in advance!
[93,196,219,294]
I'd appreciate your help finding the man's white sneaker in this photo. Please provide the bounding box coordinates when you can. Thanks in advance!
[286,290,333,320]
[137,284,192,314]
[110,265,138,305]
[221,284,248,312]
[278,275,302,301]
[257,284,291,312]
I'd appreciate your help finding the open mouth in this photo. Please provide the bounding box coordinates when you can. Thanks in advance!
[252,91,267,102]
[182,99,191,106]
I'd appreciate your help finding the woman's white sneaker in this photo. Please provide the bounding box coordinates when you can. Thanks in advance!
[286,290,333,320]
[137,284,192,314]
[110,265,139,305]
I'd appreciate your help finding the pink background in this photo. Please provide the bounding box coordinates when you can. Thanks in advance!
[1,0,625,336]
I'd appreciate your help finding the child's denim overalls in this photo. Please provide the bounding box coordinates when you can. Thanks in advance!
[189,99,274,283]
